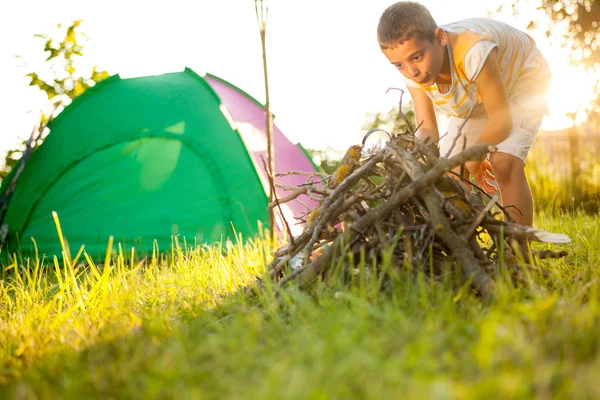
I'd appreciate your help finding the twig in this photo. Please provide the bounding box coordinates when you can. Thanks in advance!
[298,177,330,187]
[386,87,416,134]
[443,102,478,159]
[466,192,500,239]
[295,198,311,211]
[275,170,329,177]
[389,143,495,299]
[279,144,495,289]
[261,156,295,246]
[269,186,310,208]
[252,94,570,301]
[275,184,332,196]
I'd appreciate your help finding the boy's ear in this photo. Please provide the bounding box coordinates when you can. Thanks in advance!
[434,28,447,47]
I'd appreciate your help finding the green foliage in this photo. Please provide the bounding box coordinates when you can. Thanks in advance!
[303,147,345,175]
[27,20,110,105]
[529,0,599,69]
[362,104,416,136]
[501,0,599,72]
[0,152,22,183]
[305,103,416,175]
[527,133,600,213]
[0,211,597,398]
[1,20,109,182]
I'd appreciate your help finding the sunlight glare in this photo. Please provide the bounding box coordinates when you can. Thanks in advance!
[543,62,596,129]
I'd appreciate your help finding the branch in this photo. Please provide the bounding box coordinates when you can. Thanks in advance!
[280,144,496,289]
[261,156,294,246]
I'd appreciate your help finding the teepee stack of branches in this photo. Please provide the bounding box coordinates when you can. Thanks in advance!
[260,92,570,300]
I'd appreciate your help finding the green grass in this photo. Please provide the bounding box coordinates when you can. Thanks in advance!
[1,211,599,399]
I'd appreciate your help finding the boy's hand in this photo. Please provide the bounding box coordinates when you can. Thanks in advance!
[465,159,497,194]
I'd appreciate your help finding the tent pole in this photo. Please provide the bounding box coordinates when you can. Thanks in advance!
[255,0,276,243]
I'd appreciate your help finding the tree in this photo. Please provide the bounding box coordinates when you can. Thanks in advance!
[1,20,109,181]
[529,1,598,67]
[500,0,600,121]
[362,104,416,136]
[304,98,417,175]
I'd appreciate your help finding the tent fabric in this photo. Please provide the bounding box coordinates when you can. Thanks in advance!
[204,73,320,236]
[2,68,317,260]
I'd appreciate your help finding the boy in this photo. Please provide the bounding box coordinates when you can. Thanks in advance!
[377,1,551,226]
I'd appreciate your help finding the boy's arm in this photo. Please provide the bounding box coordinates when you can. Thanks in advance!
[407,85,439,144]
[473,47,512,147]
[465,48,512,193]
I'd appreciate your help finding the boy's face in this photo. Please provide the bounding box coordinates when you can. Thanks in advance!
[381,28,447,86]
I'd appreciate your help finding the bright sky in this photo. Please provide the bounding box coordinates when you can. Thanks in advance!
[0,0,596,155]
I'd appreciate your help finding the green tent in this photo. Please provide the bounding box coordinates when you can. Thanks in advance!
[1,68,317,260]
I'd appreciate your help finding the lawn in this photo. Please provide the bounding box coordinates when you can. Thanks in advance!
[0,209,598,399]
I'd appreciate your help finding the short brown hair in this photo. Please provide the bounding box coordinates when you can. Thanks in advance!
[377,2,438,50]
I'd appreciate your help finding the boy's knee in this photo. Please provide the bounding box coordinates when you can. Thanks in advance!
[489,152,524,185]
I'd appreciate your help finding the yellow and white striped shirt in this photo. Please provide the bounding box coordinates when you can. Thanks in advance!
[405,18,551,119]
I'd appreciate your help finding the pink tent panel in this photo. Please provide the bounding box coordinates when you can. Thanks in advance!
[205,74,321,236]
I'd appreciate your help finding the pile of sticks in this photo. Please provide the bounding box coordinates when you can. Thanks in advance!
[261,96,570,300]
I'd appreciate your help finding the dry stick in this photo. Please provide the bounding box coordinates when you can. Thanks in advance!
[325,191,378,226]
[444,102,478,159]
[255,0,275,240]
[296,198,311,211]
[356,190,388,202]
[282,148,478,288]
[303,195,345,258]
[306,152,386,231]
[267,184,369,279]
[268,231,311,277]
[408,126,441,167]
[298,178,330,187]
[262,157,295,246]
[424,191,496,298]
[428,131,450,151]
[306,191,324,202]
[532,249,568,259]
[439,195,472,225]
[269,186,310,208]
[459,111,471,179]
[389,144,495,299]
[276,170,329,177]
[301,187,374,254]
[279,143,494,289]
[386,87,415,135]
[275,184,332,196]
[465,192,501,239]
[482,223,571,244]
[269,185,328,208]
[265,176,349,278]
[445,170,514,221]
[470,236,492,263]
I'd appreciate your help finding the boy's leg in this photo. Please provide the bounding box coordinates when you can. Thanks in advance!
[490,103,545,226]
[489,152,533,226]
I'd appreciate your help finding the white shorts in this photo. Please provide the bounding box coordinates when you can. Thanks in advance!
[440,102,545,162]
